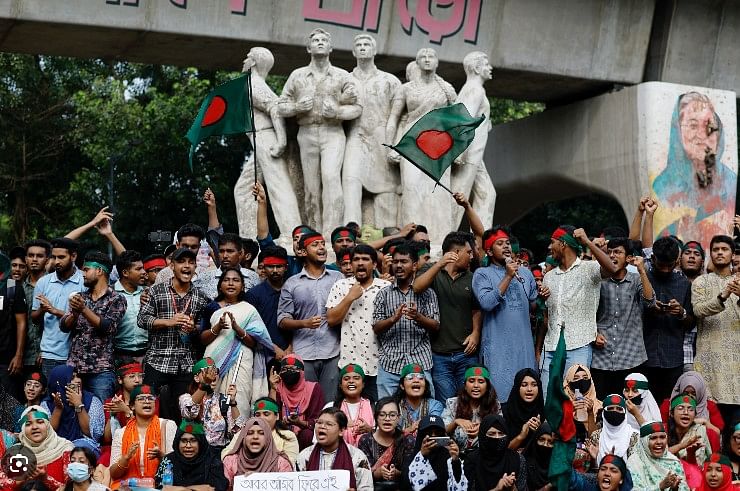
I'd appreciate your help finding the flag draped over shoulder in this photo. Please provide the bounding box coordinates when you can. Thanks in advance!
[544,328,577,490]
[386,103,485,186]
[186,72,253,170]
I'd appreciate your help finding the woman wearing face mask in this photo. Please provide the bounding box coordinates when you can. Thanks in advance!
[591,395,640,462]
[357,397,415,488]
[721,419,739,482]
[179,357,245,448]
[503,368,544,450]
[328,364,375,447]
[627,421,690,491]
[667,394,713,483]
[524,422,554,491]
[464,414,526,491]
[442,365,500,452]
[154,420,229,490]
[405,414,467,491]
[222,417,293,481]
[569,454,634,491]
[659,371,724,438]
[62,446,109,491]
[268,354,325,449]
[623,373,662,431]
[394,364,444,436]
[696,453,739,491]
[564,364,601,437]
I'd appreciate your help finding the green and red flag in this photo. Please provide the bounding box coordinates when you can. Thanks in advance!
[386,103,485,192]
[544,328,577,490]
[186,72,254,170]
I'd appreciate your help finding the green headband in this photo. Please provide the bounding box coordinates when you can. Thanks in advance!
[192,357,216,375]
[600,454,627,476]
[280,355,304,370]
[84,261,110,274]
[602,394,626,409]
[734,422,740,433]
[179,420,205,435]
[253,399,279,414]
[670,394,697,410]
[331,230,356,243]
[707,453,732,467]
[464,366,490,380]
[400,363,425,378]
[640,421,666,437]
[21,410,50,425]
[340,364,365,379]
[624,379,649,391]
[130,384,155,401]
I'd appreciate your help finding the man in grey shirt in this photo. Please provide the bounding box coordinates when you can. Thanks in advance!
[278,231,343,401]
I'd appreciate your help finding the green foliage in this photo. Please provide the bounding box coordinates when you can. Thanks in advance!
[488,98,545,125]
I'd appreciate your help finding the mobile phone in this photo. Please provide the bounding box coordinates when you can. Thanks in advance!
[429,436,450,446]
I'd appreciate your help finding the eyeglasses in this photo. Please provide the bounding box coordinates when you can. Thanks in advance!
[180,437,198,446]
[315,420,338,428]
[135,395,156,402]
[378,412,399,420]
[24,381,42,389]
[673,405,695,414]
[404,373,425,381]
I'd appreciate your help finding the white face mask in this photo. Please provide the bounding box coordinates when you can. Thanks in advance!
[66,462,90,482]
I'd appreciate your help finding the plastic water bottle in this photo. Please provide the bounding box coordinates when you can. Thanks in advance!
[122,477,156,488]
[574,389,588,422]
[162,460,174,486]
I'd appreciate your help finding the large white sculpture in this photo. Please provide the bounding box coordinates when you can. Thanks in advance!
[386,48,457,245]
[278,28,361,234]
[452,51,496,229]
[234,47,302,240]
[343,34,402,228]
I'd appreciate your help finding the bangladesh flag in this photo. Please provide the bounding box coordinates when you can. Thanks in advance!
[186,72,254,170]
[386,103,485,189]
[544,328,576,490]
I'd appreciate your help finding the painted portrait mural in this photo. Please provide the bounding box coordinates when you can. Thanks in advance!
[649,87,738,243]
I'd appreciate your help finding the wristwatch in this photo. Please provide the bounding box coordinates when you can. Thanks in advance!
[75,404,85,413]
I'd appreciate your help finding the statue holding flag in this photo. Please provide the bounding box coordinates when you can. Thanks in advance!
[386,48,458,245]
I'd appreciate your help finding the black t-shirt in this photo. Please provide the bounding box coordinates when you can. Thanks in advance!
[0,284,28,360]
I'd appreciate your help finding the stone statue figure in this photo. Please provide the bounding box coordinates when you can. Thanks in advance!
[386,48,457,245]
[278,28,361,234]
[451,51,496,229]
[234,47,302,241]
[342,34,402,228]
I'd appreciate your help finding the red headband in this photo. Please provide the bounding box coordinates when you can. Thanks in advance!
[552,228,568,240]
[484,230,509,251]
[263,257,288,266]
[118,362,143,376]
[143,258,166,271]
[302,235,323,248]
[341,254,351,262]
[532,269,543,278]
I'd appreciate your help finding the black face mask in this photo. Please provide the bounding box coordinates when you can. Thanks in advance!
[280,371,301,387]
[568,379,592,394]
[536,444,553,463]
[629,394,643,406]
[486,436,509,453]
[603,410,626,427]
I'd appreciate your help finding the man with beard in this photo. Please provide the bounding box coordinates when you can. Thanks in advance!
[642,237,694,402]
[246,245,292,362]
[372,243,439,399]
[22,239,51,373]
[326,244,390,401]
[61,251,127,402]
[113,250,148,364]
[194,233,259,299]
[591,238,656,399]
[138,247,210,421]
[472,227,540,403]
[31,237,85,378]
[678,241,704,371]
[691,234,740,411]
[278,232,343,401]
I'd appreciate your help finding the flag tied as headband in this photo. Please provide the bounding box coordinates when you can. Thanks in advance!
[340,364,365,379]
[253,399,279,414]
[332,230,356,243]
[670,394,697,410]
[179,420,205,435]
[484,230,509,251]
[602,394,626,409]
[192,357,216,375]
[84,261,110,274]
[551,228,582,252]
[281,354,304,370]
[400,363,425,378]
[186,72,254,170]
[601,455,628,476]
[386,103,485,192]
[21,410,50,425]
[464,366,490,380]
[640,421,666,437]
[625,379,650,391]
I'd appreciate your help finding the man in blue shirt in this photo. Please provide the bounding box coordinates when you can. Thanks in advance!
[31,237,85,378]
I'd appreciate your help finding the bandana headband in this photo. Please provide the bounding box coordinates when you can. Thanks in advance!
[281,355,304,370]
[340,253,351,262]
[340,364,365,379]
[331,230,356,243]
[84,261,110,274]
[263,257,288,266]
[552,228,581,251]
[640,421,666,437]
[682,241,705,257]
[670,394,697,410]
[603,394,626,409]
[484,230,509,251]
[400,363,425,378]
[624,379,649,391]
[253,399,279,414]
[707,453,732,467]
[464,366,490,380]
[117,362,143,377]
[301,234,323,248]
[21,410,50,425]
[130,385,154,400]
[292,226,313,238]
[179,420,205,435]
[192,357,216,375]
[143,257,166,271]
[600,454,627,476]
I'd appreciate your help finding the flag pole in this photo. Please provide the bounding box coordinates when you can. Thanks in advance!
[246,69,258,199]
[383,144,454,195]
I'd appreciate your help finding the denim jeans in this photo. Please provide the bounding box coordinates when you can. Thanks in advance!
[540,344,592,402]
[41,358,67,379]
[431,351,479,403]
[377,365,435,400]
[80,371,117,402]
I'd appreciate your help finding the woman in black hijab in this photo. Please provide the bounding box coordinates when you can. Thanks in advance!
[524,421,554,491]
[404,415,467,491]
[464,414,527,491]
[503,368,545,450]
